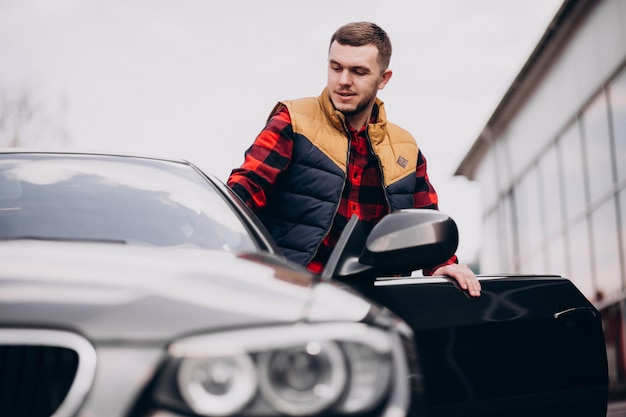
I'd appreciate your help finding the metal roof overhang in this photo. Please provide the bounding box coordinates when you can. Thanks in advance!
[454,0,596,180]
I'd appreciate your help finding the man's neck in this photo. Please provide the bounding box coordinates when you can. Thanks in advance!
[346,116,367,130]
[345,103,377,130]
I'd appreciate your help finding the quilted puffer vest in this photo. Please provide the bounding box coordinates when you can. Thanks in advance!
[257,88,420,266]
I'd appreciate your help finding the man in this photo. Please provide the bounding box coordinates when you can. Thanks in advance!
[228,22,481,297]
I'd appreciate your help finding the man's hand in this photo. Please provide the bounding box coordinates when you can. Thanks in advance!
[433,264,481,297]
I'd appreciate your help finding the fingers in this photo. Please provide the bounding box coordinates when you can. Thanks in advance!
[464,272,482,297]
[434,264,482,297]
[453,266,481,297]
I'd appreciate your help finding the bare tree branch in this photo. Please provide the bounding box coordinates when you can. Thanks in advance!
[0,86,70,148]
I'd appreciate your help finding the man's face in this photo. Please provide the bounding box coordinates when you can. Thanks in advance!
[327,41,391,122]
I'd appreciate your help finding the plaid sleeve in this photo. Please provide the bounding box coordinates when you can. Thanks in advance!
[413,150,439,210]
[227,106,293,211]
[415,150,459,274]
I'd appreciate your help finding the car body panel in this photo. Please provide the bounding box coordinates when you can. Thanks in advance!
[345,275,609,417]
[0,151,609,417]
[0,240,377,342]
[324,211,608,416]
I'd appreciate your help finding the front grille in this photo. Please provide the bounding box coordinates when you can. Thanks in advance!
[0,330,97,417]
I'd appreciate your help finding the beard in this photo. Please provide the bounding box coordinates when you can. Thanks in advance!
[332,84,379,117]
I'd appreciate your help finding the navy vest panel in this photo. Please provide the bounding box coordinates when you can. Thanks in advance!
[386,171,416,211]
[257,133,345,265]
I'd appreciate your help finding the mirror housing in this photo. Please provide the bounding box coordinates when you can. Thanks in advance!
[322,209,459,281]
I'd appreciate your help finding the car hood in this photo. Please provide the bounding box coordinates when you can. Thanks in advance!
[0,241,373,343]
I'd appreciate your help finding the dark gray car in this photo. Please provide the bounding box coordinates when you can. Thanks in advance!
[0,151,608,417]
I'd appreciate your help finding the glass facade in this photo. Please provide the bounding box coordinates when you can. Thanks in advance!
[591,198,621,297]
[559,121,587,225]
[464,1,626,397]
[481,64,626,303]
[479,63,626,396]
[582,92,614,204]
[611,69,626,184]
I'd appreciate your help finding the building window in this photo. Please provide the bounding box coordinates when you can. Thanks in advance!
[478,147,499,211]
[501,194,517,271]
[620,188,626,278]
[495,134,512,195]
[481,210,501,273]
[519,246,547,275]
[568,217,595,299]
[591,199,622,297]
[514,166,543,262]
[559,120,587,224]
[609,67,626,184]
[539,145,565,238]
[546,233,568,277]
[582,91,614,204]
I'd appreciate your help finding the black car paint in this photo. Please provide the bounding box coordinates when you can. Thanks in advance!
[347,276,608,417]
[328,214,608,417]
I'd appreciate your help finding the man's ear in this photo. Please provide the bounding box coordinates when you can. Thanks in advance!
[378,69,393,90]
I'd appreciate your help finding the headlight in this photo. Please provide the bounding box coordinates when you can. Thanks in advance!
[177,352,257,415]
[258,340,349,415]
[157,322,408,416]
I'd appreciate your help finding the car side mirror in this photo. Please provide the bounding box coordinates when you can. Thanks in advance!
[322,209,459,282]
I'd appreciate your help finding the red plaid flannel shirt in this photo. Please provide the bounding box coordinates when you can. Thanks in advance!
[228,106,457,274]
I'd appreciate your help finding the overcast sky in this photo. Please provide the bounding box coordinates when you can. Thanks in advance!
[0,0,564,263]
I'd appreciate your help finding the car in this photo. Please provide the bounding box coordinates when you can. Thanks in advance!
[0,150,608,417]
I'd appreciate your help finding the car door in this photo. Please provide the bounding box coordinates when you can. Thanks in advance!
[346,274,608,417]
[324,210,608,417]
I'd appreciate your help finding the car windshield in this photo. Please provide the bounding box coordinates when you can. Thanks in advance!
[0,153,257,252]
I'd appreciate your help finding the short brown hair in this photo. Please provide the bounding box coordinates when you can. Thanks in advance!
[329,22,392,72]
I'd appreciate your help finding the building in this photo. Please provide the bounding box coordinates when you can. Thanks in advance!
[455,0,626,398]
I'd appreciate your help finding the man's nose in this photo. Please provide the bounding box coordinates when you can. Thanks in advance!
[338,70,352,85]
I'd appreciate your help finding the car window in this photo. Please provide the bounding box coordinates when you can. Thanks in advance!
[0,154,257,252]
